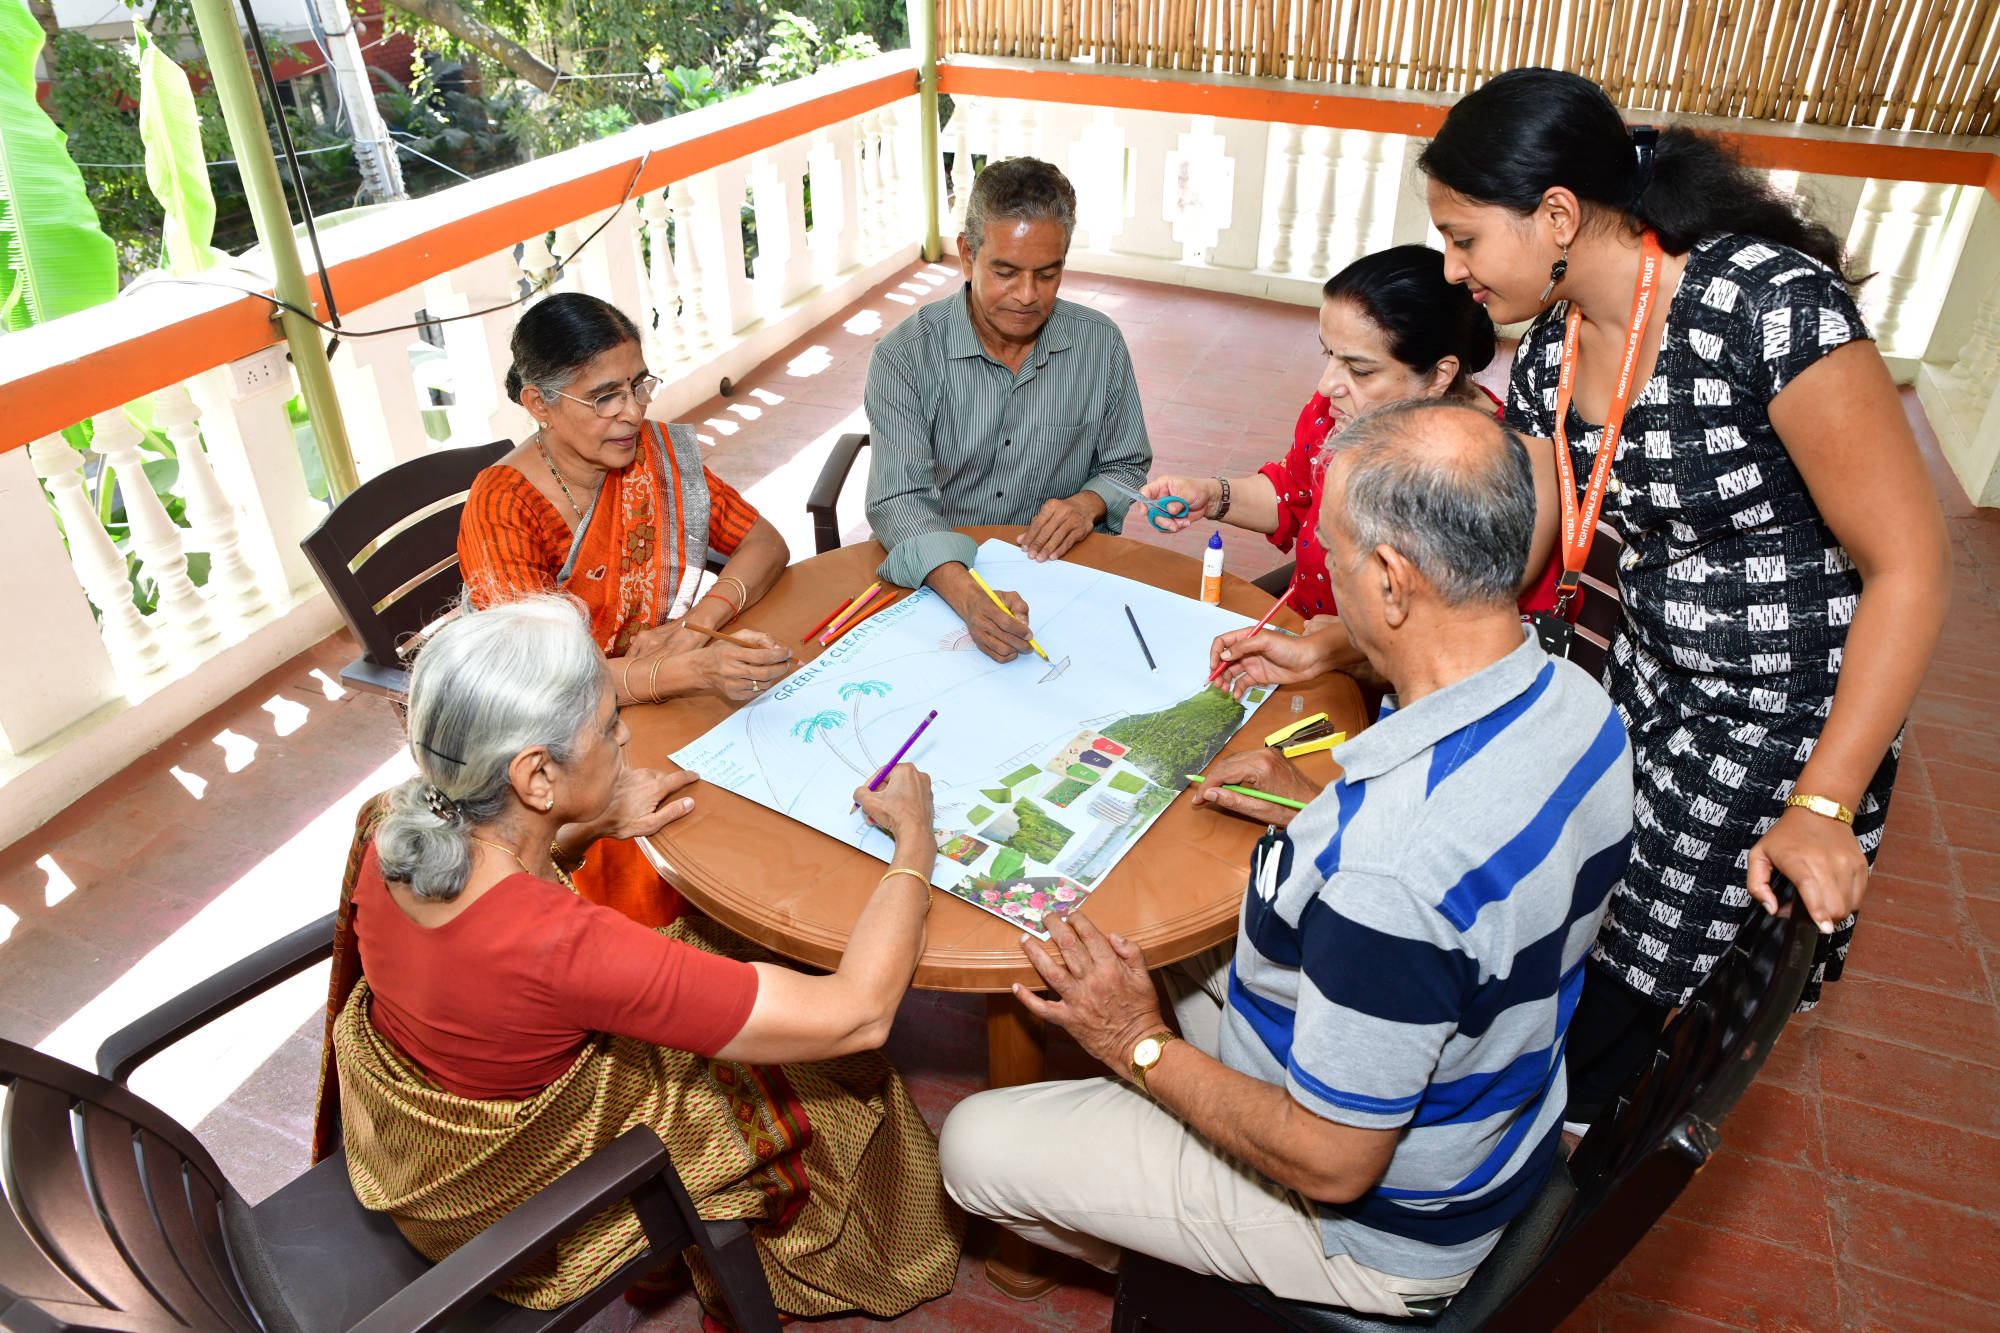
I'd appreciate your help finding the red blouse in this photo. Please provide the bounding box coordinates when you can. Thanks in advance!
[1255,388,1561,620]
[352,847,758,1100]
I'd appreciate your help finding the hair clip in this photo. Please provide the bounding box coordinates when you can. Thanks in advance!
[414,738,465,766]
[424,786,459,821]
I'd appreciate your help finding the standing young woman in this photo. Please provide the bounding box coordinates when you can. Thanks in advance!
[1419,68,1949,1118]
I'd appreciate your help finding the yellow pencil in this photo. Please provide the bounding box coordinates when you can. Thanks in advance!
[818,581,881,644]
[966,569,1050,662]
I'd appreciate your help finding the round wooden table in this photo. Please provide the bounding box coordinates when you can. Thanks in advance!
[623,525,1366,1088]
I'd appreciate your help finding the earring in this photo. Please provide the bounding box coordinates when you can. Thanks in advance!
[1539,245,1570,303]
[545,796,554,812]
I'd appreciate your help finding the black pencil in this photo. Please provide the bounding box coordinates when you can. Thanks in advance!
[1124,604,1157,672]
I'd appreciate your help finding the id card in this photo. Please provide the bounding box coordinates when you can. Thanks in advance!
[1530,611,1575,660]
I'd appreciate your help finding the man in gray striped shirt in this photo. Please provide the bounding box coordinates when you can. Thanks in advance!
[864,157,1153,660]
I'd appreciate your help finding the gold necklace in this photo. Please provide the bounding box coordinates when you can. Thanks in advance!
[535,433,586,519]
[468,835,574,891]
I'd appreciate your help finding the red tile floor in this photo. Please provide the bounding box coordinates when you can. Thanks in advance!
[2,262,1997,1332]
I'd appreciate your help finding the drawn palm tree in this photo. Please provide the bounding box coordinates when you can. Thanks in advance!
[791,710,866,775]
[838,680,892,769]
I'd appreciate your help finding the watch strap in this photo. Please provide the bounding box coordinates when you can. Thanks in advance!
[1211,477,1231,521]
[1784,792,1855,826]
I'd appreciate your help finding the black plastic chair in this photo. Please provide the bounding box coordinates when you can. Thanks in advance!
[1,912,782,1333]
[300,440,512,700]
[1109,882,1816,1333]
[805,432,870,554]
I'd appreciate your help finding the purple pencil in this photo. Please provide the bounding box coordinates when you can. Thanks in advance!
[852,710,938,813]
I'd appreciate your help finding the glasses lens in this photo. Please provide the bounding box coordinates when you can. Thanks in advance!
[592,389,626,417]
[633,374,660,404]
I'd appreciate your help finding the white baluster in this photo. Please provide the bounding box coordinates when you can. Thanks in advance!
[1868,181,1953,355]
[1943,270,2000,407]
[28,434,165,681]
[92,409,216,654]
[1267,123,1304,274]
[517,232,559,295]
[152,386,269,625]
[830,119,864,274]
[1306,127,1342,279]
[669,181,714,357]
[552,223,585,293]
[862,110,891,254]
[944,98,975,235]
[879,102,910,249]
[642,190,684,370]
[0,445,120,752]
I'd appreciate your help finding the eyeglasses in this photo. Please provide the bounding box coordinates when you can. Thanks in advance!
[552,372,661,419]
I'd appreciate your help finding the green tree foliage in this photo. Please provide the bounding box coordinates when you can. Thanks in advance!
[1001,800,1075,863]
[1101,688,1250,787]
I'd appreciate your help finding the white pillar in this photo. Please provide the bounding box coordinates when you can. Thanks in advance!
[152,385,270,626]
[1267,123,1305,274]
[92,409,216,655]
[641,190,685,371]
[669,180,715,359]
[185,347,325,596]
[28,434,166,684]
[0,445,121,751]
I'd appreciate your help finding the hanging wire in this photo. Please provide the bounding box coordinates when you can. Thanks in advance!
[125,148,653,342]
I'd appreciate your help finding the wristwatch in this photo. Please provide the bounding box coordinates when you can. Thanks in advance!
[1210,477,1232,521]
[1784,793,1855,826]
[1129,1031,1180,1094]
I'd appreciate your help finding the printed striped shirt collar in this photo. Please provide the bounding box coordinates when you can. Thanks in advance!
[1333,629,1547,783]
[943,284,1077,368]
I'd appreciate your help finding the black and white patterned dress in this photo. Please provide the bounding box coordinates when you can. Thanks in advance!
[1507,233,1899,1009]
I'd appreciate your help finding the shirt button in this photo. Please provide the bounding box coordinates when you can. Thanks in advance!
[995,491,1004,498]
[1608,478,1623,494]
[1004,439,1011,447]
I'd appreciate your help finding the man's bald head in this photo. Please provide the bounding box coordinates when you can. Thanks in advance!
[1320,399,1535,607]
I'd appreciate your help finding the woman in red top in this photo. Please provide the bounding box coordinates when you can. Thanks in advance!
[329,596,960,1321]
[1147,247,1560,680]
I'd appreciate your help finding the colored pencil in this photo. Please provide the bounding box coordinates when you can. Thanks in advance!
[1206,583,1293,685]
[817,581,882,644]
[852,710,940,812]
[684,622,783,653]
[1184,774,1309,811]
[820,587,888,644]
[801,597,851,643]
[1123,603,1157,672]
[820,591,899,646]
[966,568,1050,661]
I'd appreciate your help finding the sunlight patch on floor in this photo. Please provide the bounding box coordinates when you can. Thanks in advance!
[307,669,346,700]
[213,729,258,774]
[884,291,916,306]
[727,403,763,421]
[740,408,870,558]
[842,309,883,336]
[262,694,311,737]
[703,417,741,436]
[0,905,16,945]
[749,387,785,405]
[170,766,208,799]
[785,346,834,377]
[40,856,75,908]
[35,749,415,1129]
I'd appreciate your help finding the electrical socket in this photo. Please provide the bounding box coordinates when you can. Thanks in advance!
[229,346,292,399]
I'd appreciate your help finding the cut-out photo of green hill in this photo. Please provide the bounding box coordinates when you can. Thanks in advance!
[1101,687,1249,785]
[1000,799,1076,862]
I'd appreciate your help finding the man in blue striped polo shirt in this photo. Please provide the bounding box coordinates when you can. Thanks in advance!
[864,157,1152,661]
[940,400,1633,1315]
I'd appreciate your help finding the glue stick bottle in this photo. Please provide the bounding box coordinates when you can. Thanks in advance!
[1200,531,1224,604]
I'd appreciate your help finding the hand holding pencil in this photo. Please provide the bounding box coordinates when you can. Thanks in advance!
[1187,749,1323,828]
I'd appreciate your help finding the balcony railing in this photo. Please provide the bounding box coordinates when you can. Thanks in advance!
[2,48,1997,846]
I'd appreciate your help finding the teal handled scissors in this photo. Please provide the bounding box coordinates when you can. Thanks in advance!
[1105,479,1194,533]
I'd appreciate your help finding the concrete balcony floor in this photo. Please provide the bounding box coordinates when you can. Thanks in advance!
[3,263,1997,1332]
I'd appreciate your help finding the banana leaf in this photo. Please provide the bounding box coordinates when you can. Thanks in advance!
[0,0,118,331]
[135,23,226,275]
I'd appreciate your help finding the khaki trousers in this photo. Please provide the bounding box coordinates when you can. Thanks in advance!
[938,950,1473,1318]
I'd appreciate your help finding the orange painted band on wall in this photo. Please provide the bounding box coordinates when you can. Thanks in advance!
[935,62,2000,193]
[0,63,916,454]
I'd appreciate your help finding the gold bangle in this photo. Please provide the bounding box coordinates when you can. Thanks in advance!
[718,576,750,618]
[620,656,638,702]
[647,655,665,702]
[879,866,934,912]
[1785,793,1855,826]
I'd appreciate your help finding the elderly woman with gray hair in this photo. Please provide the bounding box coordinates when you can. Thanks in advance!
[313,596,961,1321]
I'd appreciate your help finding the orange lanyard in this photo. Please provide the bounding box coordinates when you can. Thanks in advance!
[1551,229,1663,617]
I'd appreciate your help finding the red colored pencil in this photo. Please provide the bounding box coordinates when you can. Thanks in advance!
[801,597,852,643]
[820,586,888,644]
[1206,583,1294,685]
[820,592,899,647]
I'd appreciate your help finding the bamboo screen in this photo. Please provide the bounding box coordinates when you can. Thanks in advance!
[937,0,2000,136]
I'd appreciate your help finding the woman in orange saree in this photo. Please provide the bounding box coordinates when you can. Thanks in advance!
[457,292,792,926]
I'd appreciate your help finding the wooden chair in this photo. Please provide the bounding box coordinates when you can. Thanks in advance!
[1110,882,1817,1333]
[805,432,870,554]
[300,440,512,701]
[1,913,781,1333]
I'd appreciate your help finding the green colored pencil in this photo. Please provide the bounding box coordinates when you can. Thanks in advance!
[1184,774,1308,810]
